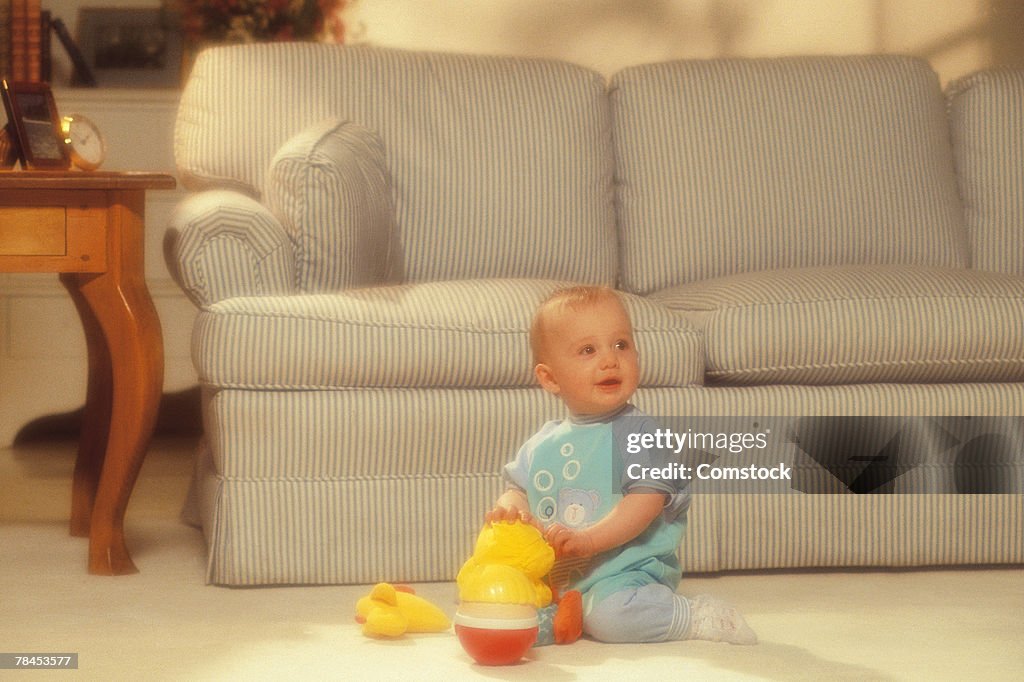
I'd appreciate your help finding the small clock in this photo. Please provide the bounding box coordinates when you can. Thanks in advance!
[61,113,106,170]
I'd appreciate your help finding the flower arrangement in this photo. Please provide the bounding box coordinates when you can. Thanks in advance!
[176,0,347,45]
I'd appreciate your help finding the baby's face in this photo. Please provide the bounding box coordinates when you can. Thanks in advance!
[535,297,639,416]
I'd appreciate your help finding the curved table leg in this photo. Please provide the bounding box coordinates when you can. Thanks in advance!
[61,191,163,575]
[61,274,113,538]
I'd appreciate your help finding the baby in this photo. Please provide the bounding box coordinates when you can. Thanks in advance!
[487,285,756,645]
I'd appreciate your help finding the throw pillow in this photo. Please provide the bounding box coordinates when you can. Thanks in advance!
[265,118,400,291]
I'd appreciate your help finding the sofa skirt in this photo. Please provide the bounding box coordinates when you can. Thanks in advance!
[188,383,1024,585]
[191,443,505,585]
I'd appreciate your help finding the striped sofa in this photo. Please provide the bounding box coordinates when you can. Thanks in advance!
[166,43,1024,586]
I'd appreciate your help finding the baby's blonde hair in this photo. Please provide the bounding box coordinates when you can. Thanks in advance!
[529,285,625,364]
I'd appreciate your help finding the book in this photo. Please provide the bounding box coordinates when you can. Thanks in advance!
[39,9,48,83]
[25,0,39,81]
[0,1,11,82]
[50,17,96,86]
[10,0,24,81]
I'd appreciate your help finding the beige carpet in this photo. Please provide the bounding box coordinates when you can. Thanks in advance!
[2,438,1022,681]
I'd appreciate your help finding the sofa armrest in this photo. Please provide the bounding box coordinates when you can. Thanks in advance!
[164,189,297,307]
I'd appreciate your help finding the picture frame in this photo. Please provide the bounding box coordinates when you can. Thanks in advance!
[51,17,98,87]
[75,8,183,88]
[0,80,71,170]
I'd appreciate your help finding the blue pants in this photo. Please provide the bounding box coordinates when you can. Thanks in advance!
[584,582,691,643]
[537,577,690,645]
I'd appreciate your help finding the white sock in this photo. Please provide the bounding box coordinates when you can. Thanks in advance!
[684,594,758,645]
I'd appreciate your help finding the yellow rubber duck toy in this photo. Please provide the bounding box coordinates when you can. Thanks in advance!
[355,583,451,638]
[457,520,556,608]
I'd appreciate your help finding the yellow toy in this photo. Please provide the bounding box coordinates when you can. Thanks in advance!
[354,582,451,638]
[454,521,560,665]
[456,520,556,608]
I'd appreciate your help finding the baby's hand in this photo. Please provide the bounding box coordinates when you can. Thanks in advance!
[544,524,596,559]
[484,505,541,530]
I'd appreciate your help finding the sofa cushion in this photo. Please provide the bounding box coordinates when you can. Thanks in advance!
[177,43,617,284]
[648,266,1024,385]
[194,280,703,389]
[264,118,399,292]
[947,68,1024,276]
[612,56,967,295]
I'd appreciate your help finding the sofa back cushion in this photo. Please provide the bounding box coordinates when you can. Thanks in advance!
[612,55,967,294]
[176,43,616,284]
[947,68,1024,276]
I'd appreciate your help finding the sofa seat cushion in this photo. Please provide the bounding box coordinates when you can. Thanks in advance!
[195,279,704,389]
[648,266,1024,385]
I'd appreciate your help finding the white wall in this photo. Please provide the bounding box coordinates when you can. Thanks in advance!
[43,1,1020,87]
[343,0,1016,85]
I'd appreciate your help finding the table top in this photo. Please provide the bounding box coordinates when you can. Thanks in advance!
[0,171,176,191]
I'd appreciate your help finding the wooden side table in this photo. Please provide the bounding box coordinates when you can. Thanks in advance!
[0,171,176,575]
